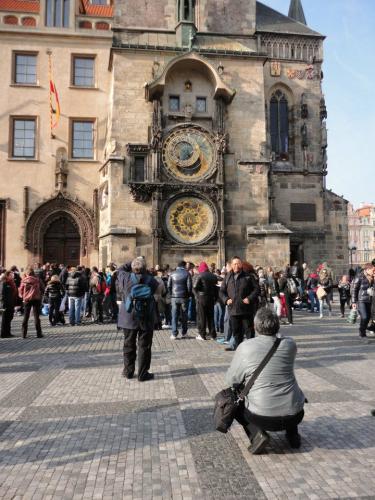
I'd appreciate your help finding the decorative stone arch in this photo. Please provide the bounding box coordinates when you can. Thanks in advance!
[267,82,294,106]
[24,192,97,265]
[146,52,235,103]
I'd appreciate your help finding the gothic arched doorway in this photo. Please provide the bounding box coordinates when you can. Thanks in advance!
[43,215,81,266]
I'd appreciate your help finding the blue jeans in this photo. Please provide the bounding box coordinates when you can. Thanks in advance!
[69,297,83,325]
[171,298,188,337]
[214,302,225,333]
[308,290,319,312]
[358,301,371,337]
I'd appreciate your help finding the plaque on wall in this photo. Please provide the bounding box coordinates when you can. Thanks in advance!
[164,195,217,245]
[162,125,216,182]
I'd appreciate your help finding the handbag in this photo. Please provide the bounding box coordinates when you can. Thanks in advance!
[316,286,327,300]
[213,337,282,433]
[347,308,358,324]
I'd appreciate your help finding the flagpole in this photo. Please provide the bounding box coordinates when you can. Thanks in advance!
[47,49,55,139]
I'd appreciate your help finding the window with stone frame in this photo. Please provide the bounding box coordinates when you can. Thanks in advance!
[71,119,95,159]
[196,97,207,113]
[10,117,37,158]
[72,56,95,87]
[169,95,180,112]
[13,52,37,85]
[270,90,289,160]
[133,156,146,182]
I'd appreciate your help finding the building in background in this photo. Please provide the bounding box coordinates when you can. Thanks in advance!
[348,203,375,268]
[0,0,349,277]
[0,0,113,268]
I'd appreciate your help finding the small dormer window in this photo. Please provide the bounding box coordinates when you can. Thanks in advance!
[91,0,108,4]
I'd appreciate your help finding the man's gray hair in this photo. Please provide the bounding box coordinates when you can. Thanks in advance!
[254,307,280,336]
[131,257,146,274]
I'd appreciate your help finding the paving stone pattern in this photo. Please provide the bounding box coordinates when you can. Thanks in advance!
[0,305,375,499]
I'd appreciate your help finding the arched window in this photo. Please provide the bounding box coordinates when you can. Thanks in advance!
[270,90,289,159]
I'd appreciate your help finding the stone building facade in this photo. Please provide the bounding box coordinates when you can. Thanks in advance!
[0,0,349,276]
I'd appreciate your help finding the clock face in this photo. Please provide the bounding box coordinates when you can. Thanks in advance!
[165,196,217,245]
[162,126,216,181]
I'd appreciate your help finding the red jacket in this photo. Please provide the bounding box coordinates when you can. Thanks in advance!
[19,275,44,303]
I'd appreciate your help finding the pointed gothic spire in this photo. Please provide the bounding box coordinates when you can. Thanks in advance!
[288,0,307,25]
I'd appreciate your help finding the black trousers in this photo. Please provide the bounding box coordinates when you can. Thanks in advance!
[49,298,62,325]
[197,296,216,339]
[123,328,153,380]
[91,294,104,322]
[1,307,14,337]
[22,300,42,337]
[235,403,304,440]
[230,314,254,348]
[340,297,350,315]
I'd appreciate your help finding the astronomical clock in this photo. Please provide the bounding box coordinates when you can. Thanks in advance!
[155,122,224,263]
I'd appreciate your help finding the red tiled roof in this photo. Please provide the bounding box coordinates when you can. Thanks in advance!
[0,0,39,13]
[80,0,113,18]
[356,207,371,217]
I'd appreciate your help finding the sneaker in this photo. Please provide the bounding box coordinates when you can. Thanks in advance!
[366,331,375,337]
[196,334,205,341]
[216,338,226,344]
[170,334,177,340]
[319,314,323,318]
[162,324,171,330]
[286,432,301,449]
[225,347,234,352]
[248,431,270,455]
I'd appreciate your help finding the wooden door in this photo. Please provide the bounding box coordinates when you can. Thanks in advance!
[43,216,81,266]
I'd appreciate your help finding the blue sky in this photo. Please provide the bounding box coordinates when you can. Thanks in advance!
[262,0,375,208]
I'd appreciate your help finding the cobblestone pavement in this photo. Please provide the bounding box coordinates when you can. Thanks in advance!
[0,304,375,500]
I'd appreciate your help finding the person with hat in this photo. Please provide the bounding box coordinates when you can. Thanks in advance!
[193,262,218,340]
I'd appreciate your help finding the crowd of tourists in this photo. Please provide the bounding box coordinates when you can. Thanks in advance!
[1,256,374,453]
[0,257,374,342]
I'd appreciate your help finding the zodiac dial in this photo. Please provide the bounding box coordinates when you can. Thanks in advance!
[165,196,217,245]
[162,126,216,181]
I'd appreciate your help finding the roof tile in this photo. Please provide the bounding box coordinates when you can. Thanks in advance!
[0,0,39,13]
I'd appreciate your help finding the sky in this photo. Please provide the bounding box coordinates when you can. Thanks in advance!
[262,0,375,208]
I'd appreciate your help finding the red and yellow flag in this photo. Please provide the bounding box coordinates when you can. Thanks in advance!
[48,52,61,135]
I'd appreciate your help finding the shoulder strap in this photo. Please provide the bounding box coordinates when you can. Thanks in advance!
[130,273,138,285]
[239,337,282,400]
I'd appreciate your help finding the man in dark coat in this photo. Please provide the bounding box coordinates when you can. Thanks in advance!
[167,261,192,339]
[220,256,260,350]
[117,257,158,382]
[193,262,218,340]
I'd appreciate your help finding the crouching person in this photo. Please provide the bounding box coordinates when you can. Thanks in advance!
[225,308,305,454]
[117,257,158,382]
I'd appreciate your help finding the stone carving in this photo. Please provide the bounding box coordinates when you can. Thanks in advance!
[127,144,150,155]
[24,192,97,256]
[129,183,155,203]
[270,61,281,77]
[300,93,308,119]
[151,100,162,152]
[55,147,68,192]
[104,139,117,160]
[214,132,228,155]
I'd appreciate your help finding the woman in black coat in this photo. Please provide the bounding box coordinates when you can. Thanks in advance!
[0,271,18,338]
